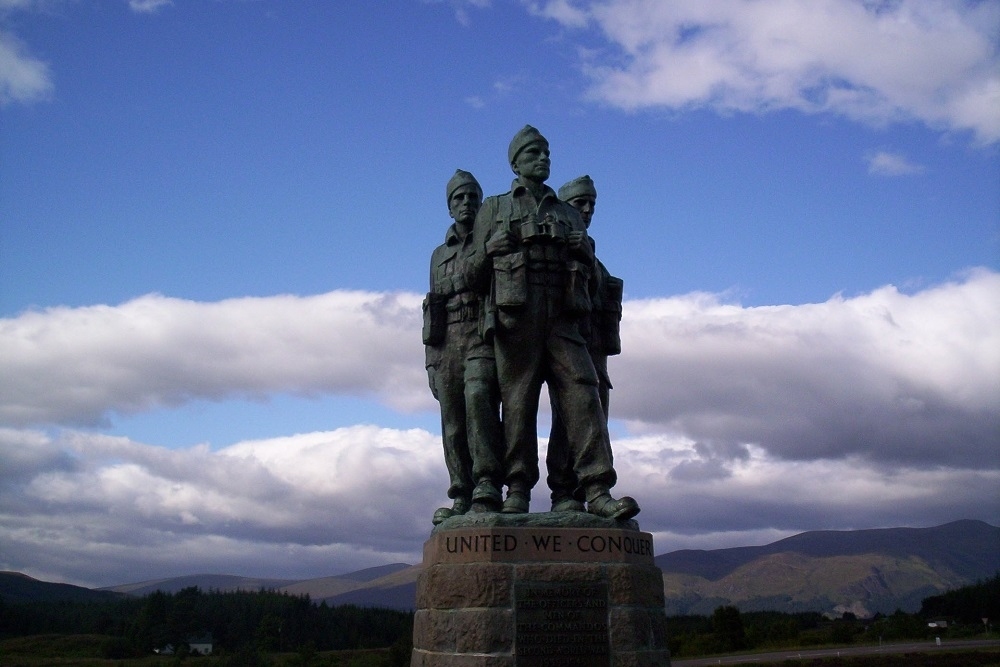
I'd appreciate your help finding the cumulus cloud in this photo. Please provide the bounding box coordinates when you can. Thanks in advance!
[0,29,52,105]
[0,290,430,427]
[612,269,1000,468]
[0,426,444,586]
[2,272,997,585]
[529,0,1000,144]
[3,274,998,465]
[1,425,996,587]
[614,436,1000,536]
[866,150,927,176]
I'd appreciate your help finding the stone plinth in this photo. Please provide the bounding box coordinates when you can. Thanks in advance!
[411,513,671,666]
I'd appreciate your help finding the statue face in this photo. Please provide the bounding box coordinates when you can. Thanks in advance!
[448,184,482,225]
[512,141,550,183]
[568,195,596,228]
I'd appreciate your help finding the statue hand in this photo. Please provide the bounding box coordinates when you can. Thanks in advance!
[486,230,517,257]
[567,231,594,262]
[427,367,439,400]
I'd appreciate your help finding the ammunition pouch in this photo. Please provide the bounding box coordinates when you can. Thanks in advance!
[493,251,526,309]
[598,275,623,355]
[422,292,447,346]
[564,260,593,316]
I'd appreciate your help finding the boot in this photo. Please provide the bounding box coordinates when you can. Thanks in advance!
[470,480,502,513]
[432,496,470,525]
[586,488,640,521]
[502,486,530,514]
[550,494,585,512]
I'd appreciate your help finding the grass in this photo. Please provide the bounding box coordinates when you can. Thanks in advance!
[2,634,997,666]
[0,635,397,666]
[750,650,1000,666]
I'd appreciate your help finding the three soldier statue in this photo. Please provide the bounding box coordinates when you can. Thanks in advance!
[423,126,639,525]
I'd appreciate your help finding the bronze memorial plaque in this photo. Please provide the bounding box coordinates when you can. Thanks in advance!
[514,580,611,666]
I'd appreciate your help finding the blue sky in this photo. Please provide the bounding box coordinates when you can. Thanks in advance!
[1,0,998,588]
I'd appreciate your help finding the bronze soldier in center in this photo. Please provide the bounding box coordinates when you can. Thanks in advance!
[466,126,639,520]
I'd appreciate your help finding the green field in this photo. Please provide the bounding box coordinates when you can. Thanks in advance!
[0,634,405,667]
[2,635,999,667]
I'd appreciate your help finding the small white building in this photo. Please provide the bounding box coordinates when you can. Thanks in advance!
[153,633,213,656]
[188,633,214,655]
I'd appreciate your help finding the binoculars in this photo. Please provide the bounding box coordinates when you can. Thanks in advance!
[519,213,568,244]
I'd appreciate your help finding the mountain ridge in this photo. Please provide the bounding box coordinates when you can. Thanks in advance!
[3,521,996,616]
[654,518,996,580]
[653,519,999,616]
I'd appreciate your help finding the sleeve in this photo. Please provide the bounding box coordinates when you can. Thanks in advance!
[464,198,498,294]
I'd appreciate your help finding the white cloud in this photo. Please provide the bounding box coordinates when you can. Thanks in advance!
[0,426,443,586]
[866,150,926,176]
[612,269,1000,468]
[1,425,996,587]
[525,0,590,29]
[613,437,1000,535]
[531,0,1000,144]
[0,29,53,105]
[127,0,172,13]
[0,290,430,427]
[436,0,491,26]
[0,0,171,107]
[3,273,997,467]
[2,273,997,585]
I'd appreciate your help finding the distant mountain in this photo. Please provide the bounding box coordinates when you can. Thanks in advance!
[98,563,415,607]
[0,571,122,603]
[100,573,301,596]
[273,563,416,608]
[7,522,996,617]
[316,564,421,611]
[654,520,1000,616]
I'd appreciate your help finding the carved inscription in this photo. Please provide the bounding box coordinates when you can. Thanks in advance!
[514,581,610,667]
[437,529,654,562]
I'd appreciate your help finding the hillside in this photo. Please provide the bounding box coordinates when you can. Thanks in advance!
[316,564,421,610]
[0,571,121,603]
[5,521,996,617]
[655,520,999,616]
[95,563,412,599]
[100,573,300,596]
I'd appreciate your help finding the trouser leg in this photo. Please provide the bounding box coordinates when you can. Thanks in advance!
[494,328,544,495]
[545,396,577,502]
[594,354,611,420]
[435,344,474,501]
[464,356,503,491]
[546,333,617,496]
[548,353,611,503]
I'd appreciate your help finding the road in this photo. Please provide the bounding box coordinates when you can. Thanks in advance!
[671,638,1000,665]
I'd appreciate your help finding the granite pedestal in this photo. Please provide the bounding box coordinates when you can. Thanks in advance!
[411,512,671,667]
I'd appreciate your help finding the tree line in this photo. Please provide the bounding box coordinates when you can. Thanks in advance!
[1,574,996,661]
[0,586,412,661]
[666,573,999,657]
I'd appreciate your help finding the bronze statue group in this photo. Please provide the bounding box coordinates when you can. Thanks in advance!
[423,125,639,526]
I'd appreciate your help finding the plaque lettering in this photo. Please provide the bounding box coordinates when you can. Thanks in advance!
[515,581,610,667]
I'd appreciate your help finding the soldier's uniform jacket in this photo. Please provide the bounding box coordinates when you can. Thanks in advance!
[423,223,486,369]
[588,252,623,359]
[467,179,598,340]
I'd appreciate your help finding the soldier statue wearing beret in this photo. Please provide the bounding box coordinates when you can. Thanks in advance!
[466,127,639,520]
[424,170,505,524]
